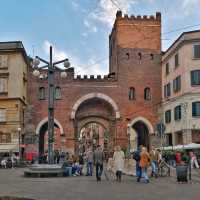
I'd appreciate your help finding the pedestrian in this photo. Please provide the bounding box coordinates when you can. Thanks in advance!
[113,146,125,182]
[133,145,142,182]
[139,147,150,183]
[93,145,104,181]
[149,146,159,178]
[86,147,93,176]
[189,151,199,169]
[175,151,181,165]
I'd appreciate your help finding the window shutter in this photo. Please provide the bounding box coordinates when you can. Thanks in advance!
[0,78,8,93]
[194,45,200,59]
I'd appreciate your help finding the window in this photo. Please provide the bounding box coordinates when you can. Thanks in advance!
[138,52,142,60]
[173,75,181,92]
[0,55,8,68]
[193,44,200,59]
[38,87,45,100]
[129,87,135,100]
[126,53,130,60]
[191,70,200,86]
[144,87,151,100]
[0,132,11,143]
[150,54,154,60]
[0,78,8,93]
[164,83,171,98]
[174,105,181,121]
[55,87,61,100]
[192,102,200,117]
[165,110,171,123]
[0,109,6,122]
[166,63,169,75]
[175,53,179,67]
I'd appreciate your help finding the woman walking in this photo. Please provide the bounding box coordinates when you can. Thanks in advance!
[139,147,150,183]
[113,146,125,182]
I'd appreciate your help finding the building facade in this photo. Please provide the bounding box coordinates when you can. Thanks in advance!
[162,30,200,146]
[0,42,28,153]
[27,11,162,155]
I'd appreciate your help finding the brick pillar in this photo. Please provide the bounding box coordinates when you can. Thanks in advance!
[183,129,192,144]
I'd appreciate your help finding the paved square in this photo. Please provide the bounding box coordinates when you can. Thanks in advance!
[0,168,199,200]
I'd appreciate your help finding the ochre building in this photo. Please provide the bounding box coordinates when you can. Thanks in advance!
[27,11,162,155]
[0,42,28,153]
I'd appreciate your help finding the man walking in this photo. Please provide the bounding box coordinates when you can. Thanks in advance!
[133,145,142,182]
[94,145,104,181]
[86,148,93,176]
[150,146,159,178]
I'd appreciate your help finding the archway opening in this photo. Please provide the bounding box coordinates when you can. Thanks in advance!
[38,122,61,157]
[74,96,116,155]
[132,121,149,150]
[78,122,109,154]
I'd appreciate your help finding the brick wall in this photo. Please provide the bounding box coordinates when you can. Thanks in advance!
[27,11,162,153]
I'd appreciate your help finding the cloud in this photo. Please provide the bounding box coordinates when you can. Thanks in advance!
[88,0,137,28]
[81,32,88,38]
[42,40,108,75]
[83,19,98,33]
[71,0,79,10]
[182,0,200,16]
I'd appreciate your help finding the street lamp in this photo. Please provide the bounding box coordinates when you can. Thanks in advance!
[32,46,70,164]
[17,127,22,162]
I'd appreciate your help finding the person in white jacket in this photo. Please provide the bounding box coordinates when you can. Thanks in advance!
[113,146,125,182]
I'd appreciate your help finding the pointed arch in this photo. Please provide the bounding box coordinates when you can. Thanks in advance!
[129,116,154,134]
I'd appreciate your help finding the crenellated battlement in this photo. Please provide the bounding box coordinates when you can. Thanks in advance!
[73,74,115,81]
[116,10,161,21]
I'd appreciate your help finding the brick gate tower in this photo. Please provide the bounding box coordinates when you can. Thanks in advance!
[26,11,162,156]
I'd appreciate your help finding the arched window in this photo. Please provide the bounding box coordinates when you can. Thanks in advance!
[138,52,142,60]
[38,87,45,100]
[55,87,61,100]
[150,54,154,60]
[144,87,151,100]
[126,52,130,60]
[129,87,135,100]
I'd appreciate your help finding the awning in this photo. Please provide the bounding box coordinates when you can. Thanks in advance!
[0,144,19,152]
[162,143,200,150]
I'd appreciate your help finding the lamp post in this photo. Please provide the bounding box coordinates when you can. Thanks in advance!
[32,46,70,164]
[17,127,21,162]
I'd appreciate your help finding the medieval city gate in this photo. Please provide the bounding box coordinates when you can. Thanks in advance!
[71,93,120,154]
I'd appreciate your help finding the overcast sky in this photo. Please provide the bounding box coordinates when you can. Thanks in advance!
[1,0,200,75]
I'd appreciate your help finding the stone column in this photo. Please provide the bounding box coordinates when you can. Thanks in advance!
[183,129,192,144]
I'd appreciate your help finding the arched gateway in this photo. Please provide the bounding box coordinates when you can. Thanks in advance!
[35,117,64,156]
[128,117,154,150]
[71,93,120,154]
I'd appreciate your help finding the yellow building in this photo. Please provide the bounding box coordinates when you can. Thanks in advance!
[0,41,28,154]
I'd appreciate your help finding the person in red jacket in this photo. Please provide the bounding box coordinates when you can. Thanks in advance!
[175,151,181,165]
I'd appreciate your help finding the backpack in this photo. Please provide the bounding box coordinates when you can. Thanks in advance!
[133,151,140,161]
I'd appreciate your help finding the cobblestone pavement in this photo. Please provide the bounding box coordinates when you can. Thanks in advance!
[0,168,200,200]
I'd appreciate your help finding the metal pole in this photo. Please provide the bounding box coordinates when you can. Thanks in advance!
[18,130,21,162]
[48,46,54,164]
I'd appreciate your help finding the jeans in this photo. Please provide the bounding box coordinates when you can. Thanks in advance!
[142,167,149,181]
[151,161,158,175]
[96,163,103,180]
[87,161,93,176]
[63,167,72,176]
[136,162,142,178]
